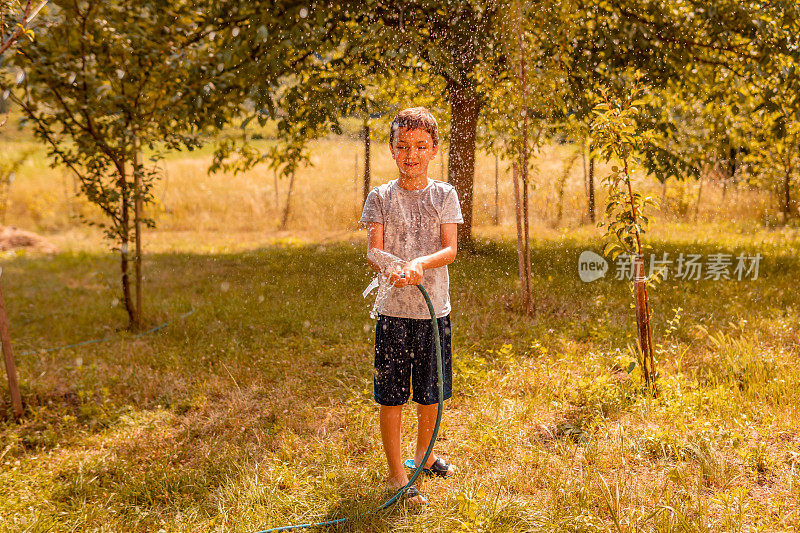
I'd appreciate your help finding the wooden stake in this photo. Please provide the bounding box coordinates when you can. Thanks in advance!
[0,278,22,418]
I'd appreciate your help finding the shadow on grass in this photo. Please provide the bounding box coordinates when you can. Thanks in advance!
[248,489,416,533]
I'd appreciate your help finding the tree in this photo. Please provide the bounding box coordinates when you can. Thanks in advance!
[739,33,800,219]
[3,0,240,329]
[592,85,659,393]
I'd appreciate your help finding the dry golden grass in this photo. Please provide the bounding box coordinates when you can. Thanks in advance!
[1,128,777,247]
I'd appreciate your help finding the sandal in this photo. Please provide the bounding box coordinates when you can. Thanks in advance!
[403,457,456,478]
[401,485,428,506]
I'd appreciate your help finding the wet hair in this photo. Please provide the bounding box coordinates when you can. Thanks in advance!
[389,107,439,148]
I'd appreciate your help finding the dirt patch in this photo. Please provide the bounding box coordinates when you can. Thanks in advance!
[0,225,58,254]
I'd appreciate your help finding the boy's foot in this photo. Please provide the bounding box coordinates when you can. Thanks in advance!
[401,485,428,506]
[387,481,427,506]
[404,457,456,478]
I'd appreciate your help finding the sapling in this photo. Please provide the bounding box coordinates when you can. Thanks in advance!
[590,85,659,394]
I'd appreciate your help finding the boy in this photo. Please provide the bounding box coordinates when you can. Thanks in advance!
[360,106,462,505]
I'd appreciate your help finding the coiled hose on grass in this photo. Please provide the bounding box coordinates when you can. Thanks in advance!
[254,281,443,532]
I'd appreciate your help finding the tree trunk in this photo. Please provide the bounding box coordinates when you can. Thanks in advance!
[494,153,499,225]
[280,170,296,230]
[521,142,532,315]
[694,173,704,222]
[0,281,23,418]
[555,152,578,226]
[512,163,528,311]
[273,167,279,211]
[119,162,136,329]
[721,171,728,204]
[633,254,656,394]
[515,13,533,315]
[354,151,359,219]
[581,138,588,200]
[440,143,445,181]
[447,80,481,249]
[784,164,792,218]
[588,155,596,223]
[133,138,143,331]
[363,122,371,206]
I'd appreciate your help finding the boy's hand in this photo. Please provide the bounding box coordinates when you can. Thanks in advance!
[388,259,424,287]
[402,259,424,285]
[388,264,409,288]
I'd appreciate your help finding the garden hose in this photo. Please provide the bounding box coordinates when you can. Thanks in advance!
[254,280,444,532]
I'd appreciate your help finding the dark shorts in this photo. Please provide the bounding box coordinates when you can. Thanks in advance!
[374,314,453,406]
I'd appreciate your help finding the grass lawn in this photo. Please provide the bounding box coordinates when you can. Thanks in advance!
[1,223,799,532]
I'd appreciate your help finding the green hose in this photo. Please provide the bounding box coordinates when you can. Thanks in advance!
[254,282,443,532]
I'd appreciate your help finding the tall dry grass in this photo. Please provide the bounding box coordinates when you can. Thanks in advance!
[1,128,777,240]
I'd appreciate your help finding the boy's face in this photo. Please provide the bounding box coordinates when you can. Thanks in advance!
[390,127,438,180]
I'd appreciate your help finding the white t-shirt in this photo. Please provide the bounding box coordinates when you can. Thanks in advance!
[360,179,464,319]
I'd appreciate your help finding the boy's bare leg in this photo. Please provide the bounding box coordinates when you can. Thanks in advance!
[379,405,406,484]
[415,403,441,469]
[415,403,456,476]
[380,405,426,504]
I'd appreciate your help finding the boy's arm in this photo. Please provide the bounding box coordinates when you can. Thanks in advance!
[393,223,458,286]
[366,222,384,273]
